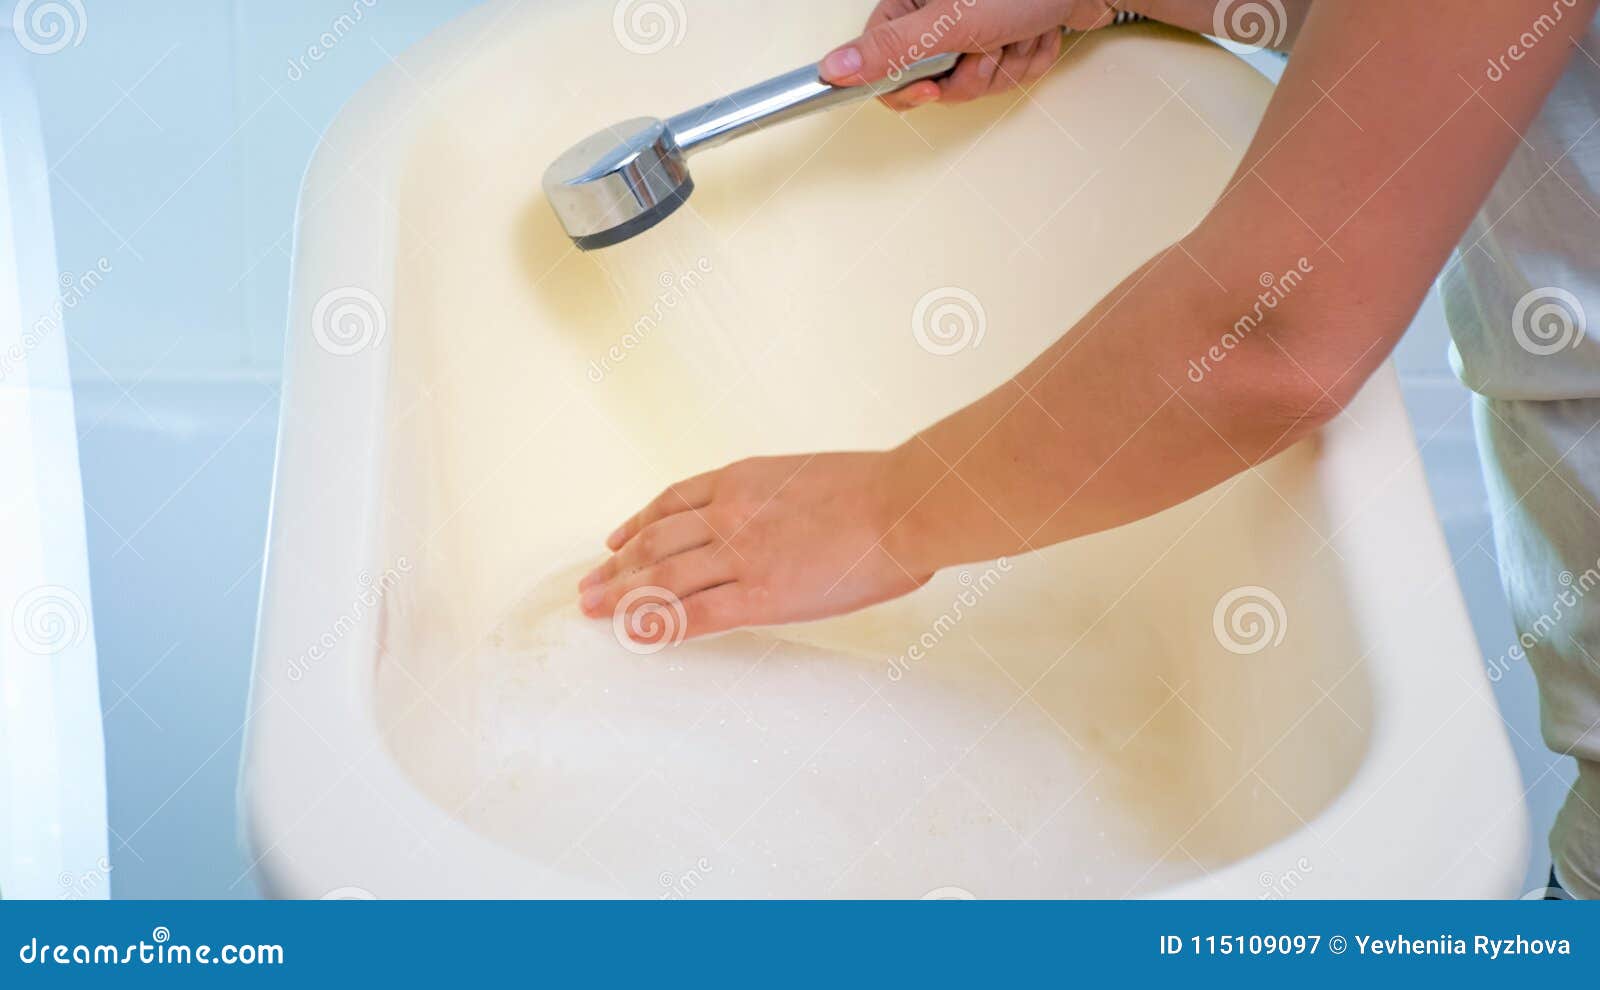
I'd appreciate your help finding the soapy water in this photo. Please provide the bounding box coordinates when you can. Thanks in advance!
[379,561,1221,898]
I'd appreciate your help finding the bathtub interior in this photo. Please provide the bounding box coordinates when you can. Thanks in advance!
[367,4,1372,897]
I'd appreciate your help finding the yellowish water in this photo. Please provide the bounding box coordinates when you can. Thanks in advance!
[383,562,1217,899]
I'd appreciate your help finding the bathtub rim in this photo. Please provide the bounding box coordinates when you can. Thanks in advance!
[241,0,1528,899]
[240,0,614,899]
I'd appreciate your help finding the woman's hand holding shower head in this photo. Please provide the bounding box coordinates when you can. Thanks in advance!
[819,0,1130,110]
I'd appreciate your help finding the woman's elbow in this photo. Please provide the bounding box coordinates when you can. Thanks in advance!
[1189,346,1369,462]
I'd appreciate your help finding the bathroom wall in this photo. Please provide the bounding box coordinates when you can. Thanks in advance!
[24,3,1563,898]
[28,0,480,899]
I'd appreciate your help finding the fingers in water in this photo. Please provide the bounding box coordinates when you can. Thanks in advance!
[606,471,716,550]
[581,512,714,591]
[677,583,750,640]
[582,546,739,619]
[611,581,749,648]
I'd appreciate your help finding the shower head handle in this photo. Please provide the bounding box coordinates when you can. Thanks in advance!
[542,52,959,251]
[666,51,960,155]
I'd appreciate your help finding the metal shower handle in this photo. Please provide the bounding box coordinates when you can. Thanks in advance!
[667,52,962,154]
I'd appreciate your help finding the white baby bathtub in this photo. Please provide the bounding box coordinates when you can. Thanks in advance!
[242,0,1527,898]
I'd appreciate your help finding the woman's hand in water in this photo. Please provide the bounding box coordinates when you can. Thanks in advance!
[819,0,1114,110]
[578,452,934,645]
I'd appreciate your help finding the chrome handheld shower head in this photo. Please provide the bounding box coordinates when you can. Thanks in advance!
[542,52,959,250]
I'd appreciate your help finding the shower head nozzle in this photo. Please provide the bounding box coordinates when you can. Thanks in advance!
[542,52,960,251]
[542,117,693,252]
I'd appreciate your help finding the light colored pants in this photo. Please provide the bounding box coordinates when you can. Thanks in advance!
[1473,395,1600,899]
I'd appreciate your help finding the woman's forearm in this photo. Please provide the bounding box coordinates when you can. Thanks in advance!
[882,236,1321,570]
[587,0,1598,642]
[883,0,1594,575]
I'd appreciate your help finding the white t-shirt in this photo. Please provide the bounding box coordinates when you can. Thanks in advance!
[1443,9,1600,399]
[1440,6,1600,899]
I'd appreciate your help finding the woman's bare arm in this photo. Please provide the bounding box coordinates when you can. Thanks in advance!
[885,0,1596,568]
[583,0,1594,642]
